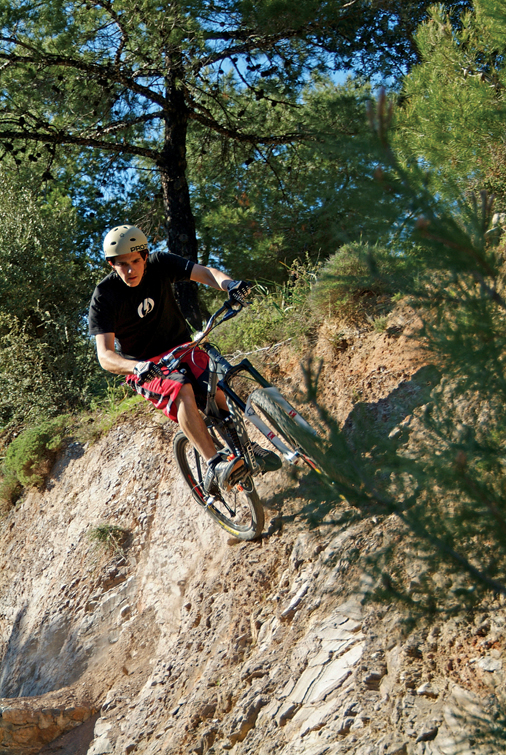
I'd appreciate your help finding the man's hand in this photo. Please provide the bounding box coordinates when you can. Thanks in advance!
[227,280,252,305]
[133,361,164,385]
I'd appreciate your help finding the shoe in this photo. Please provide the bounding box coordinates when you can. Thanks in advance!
[204,456,245,494]
[250,442,282,472]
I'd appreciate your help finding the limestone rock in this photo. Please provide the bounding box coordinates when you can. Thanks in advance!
[0,337,503,755]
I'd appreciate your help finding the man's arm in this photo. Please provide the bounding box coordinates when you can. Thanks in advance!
[190,264,233,291]
[95,333,139,375]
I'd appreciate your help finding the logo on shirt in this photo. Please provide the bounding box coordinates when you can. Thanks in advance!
[138,298,155,318]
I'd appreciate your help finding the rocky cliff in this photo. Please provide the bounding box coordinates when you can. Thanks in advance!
[0,309,504,755]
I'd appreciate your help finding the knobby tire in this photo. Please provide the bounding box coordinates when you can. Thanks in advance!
[173,430,264,541]
[249,389,326,474]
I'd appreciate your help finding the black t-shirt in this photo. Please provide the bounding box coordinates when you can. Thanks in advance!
[88,252,194,359]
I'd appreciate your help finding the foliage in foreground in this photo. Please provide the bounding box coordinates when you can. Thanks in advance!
[298,88,506,619]
[395,1,506,206]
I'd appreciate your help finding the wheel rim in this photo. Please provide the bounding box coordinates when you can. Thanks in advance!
[179,435,261,536]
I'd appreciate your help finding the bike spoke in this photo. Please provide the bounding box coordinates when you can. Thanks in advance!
[173,430,263,540]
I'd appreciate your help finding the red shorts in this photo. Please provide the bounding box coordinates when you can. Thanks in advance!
[126,345,210,422]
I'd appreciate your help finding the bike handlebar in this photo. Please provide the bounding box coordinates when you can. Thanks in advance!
[158,297,244,368]
[196,297,243,342]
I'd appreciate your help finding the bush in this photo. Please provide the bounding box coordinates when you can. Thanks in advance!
[0,312,98,428]
[215,258,322,354]
[0,172,101,427]
[309,242,418,322]
[0,416,70,504]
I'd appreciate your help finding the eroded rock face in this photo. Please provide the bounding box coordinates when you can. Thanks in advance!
[0,415,231,753]
[0,695,96,755]
[0,321,504,755]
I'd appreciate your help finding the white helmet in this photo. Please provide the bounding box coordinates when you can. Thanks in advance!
[103,225,148,259]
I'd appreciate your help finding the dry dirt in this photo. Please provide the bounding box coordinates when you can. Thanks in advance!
[0,307,504,755]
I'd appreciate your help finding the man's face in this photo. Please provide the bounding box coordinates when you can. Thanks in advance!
[108,251,147,287]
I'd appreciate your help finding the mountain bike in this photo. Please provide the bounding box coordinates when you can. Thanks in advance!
[158,297,325,541]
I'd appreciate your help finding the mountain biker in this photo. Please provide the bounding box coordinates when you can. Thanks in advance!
[88,224,280,493]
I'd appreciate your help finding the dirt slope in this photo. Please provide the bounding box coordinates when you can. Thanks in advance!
[0,308,504,755]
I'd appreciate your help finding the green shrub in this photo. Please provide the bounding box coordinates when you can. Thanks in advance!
[1,415,70,503]
[372,315,388,332]
[216,296,287,354]
[0,474,22,510]
[309,242,418,321]
[216,258,322,354]
[0,312,99,428]
[0,173,100,427]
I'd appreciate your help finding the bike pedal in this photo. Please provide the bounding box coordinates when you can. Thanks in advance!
[227,464,247,489]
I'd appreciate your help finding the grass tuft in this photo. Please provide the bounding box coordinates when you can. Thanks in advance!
[88,523,129,556]
[215,258,322,354]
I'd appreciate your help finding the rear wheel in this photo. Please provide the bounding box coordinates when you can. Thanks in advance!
[249,389,326,474]
[173,430,264,540]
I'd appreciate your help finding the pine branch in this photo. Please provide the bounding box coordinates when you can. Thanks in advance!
[0,45,168,111]
[195,1,360,71]
[88,0,130,67]
[85,111,165,138]
[255,145,291,202]
[0,128,159,160]
[187,108,307,145]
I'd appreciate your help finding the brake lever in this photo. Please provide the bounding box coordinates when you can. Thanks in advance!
[222,305,241,321]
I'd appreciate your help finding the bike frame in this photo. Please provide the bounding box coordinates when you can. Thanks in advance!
[159,299,316,472]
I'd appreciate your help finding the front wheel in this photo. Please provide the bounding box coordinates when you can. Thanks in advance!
[249,388,326,474]
[173,430,264,541]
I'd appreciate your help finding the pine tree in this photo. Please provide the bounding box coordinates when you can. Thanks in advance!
[303,1,506,613]
[183,76,375,280]
[0,0,473,323]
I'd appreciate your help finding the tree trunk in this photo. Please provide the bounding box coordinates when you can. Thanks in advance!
[159,67,201,330]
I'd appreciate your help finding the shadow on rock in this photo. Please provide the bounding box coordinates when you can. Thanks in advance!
[342,364,441,450]
[46,440,86,490]
[262,364,441,533]
[0,604,87,698]
[39,712,100,755]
